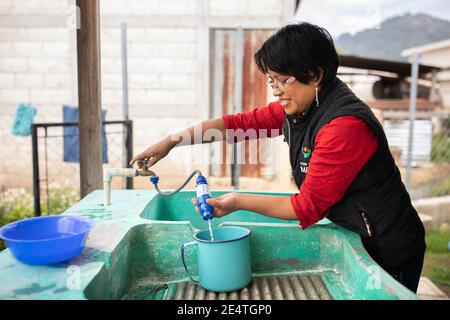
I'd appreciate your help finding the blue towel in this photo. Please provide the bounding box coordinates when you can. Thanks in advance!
[11,102,37,136]
[63,105,108,163]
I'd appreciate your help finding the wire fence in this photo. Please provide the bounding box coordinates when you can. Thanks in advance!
[31,120,133,216]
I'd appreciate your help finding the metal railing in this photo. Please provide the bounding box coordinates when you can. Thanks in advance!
[31,120,133,216]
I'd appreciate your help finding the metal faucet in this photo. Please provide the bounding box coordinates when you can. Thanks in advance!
[103,158,157,206]
[136,159,157,177]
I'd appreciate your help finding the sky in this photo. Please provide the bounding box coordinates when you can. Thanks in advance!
[294,0,450,37]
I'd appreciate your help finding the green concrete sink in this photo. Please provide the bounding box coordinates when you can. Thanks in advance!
[83,221,418,300]
[0,190,419,300]
[141,191,301,229]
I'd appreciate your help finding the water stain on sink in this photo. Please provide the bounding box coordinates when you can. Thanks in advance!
[13,283,56,296]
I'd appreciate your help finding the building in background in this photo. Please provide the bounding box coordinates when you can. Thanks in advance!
[337,54,444,166]
[402,38,450,110]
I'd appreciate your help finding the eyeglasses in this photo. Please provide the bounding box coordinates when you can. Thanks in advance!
[267,76,296,90]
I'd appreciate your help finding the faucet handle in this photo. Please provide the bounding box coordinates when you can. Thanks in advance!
[142,159,149,171]
[136,158,156,177]
[137,159,149,169]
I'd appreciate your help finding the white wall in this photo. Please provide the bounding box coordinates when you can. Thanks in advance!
[0,0,296,191]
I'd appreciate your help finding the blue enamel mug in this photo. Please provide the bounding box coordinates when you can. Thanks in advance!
[181,226,252,292]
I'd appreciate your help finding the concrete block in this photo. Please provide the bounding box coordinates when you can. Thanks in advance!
[44,73,71,88]
[0,104,17,117]
[126,89,147,105]
[209,0,281,17]
[8,0,41,15]
[100,43,121,58]
[15,73,44,87]
[0,28,16,42]
[103,106,122,119]
[27,58,70,73]
[0,28,67,42]
[160,74,195,89]
[30,104,62,120]
[0,73,15,88]
[128,27,196,43]
[247,0,281,16]
[209,0,247,16]
[28,28,68,42]
[100,0,132,15]
[127,0,158,15]
[101,73,123,89]
[42,42,70,58]
[144,89,196,105]
[418,213,434,232]
[102,89,122,105]
[0,0,13,14]
[125,28,145,43]
[129,74,160,89]
[128,58,174,73]
[413,196,450,229]
[168,89,197,105]
[8,0,68,15]
[101,58,122,73]
[14,42,44,58]
[417,277,449,300]
[0,88,29,103]
[30,88,71,104]
[155,0,197,16]
[0,43,13,57]
[100,28,120,43]
[128,43,196,58]
[0,58,28,72]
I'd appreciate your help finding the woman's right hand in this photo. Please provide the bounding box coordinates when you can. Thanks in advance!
[129,136,176,169]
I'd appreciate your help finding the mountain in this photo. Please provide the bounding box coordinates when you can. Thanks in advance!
[335,13,450,61]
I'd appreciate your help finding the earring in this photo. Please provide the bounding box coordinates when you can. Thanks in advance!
[315,87,319,107]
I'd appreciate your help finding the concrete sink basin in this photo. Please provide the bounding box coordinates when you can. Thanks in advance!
[0,190,419,300]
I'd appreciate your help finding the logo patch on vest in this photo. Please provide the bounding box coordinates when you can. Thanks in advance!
[299,162,309,173]
[302,146,311,159]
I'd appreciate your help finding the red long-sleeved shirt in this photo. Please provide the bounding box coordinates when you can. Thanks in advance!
[222,101,378,229]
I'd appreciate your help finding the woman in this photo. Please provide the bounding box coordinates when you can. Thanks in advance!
[130,22,426,293]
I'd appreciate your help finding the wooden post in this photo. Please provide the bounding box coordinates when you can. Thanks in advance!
[76,0,103,198]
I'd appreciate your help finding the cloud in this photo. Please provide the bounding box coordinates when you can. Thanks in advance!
[294,0,450,37]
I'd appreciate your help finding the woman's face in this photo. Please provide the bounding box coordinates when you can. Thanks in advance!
[267,69,320,116]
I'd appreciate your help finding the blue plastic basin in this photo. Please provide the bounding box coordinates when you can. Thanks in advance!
[0,215,95,265]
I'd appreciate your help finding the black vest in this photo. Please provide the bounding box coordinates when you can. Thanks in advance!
[282,78,425,270]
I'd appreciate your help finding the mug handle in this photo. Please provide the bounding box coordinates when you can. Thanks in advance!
[180,241,199,283]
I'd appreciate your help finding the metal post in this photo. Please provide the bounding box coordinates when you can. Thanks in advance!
[429,69,438,104]
[125,120,134,189]
[232,27,243,190]
[211,30,224,177]
[121,23,131,188]
[31,125,41,217]
[406,53,420,192]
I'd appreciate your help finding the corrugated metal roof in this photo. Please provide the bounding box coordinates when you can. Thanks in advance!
[339,54,440,77]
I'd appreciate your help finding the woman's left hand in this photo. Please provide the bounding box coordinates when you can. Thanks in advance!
[191,193,240,218]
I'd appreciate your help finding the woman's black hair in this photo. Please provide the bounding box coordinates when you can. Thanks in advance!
[254,22,339,87]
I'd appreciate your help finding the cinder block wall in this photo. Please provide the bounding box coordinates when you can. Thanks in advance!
[0,0,296,192]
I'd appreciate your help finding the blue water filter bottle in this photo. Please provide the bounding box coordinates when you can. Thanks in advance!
[196,175,214,220]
